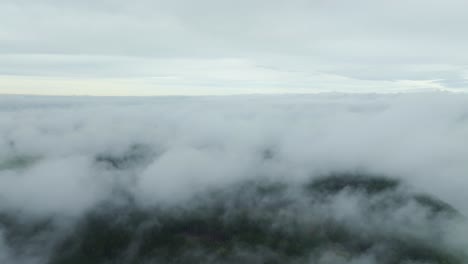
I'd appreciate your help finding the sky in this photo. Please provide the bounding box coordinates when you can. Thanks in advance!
[1,0,468,95]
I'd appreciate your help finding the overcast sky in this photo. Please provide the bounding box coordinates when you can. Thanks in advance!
[1,0,467,95]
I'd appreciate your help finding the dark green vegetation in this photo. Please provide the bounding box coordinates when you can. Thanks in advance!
[94,144,155,171]
[0,173,466,264]
[0,156,38,171]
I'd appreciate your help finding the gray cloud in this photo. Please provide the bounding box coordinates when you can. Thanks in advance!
[0,0,467,93]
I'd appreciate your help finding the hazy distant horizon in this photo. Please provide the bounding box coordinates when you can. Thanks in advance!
[1,0,468,95]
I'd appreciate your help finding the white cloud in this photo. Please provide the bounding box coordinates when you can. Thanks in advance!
[0,93,467,262]
[0,93,467,212]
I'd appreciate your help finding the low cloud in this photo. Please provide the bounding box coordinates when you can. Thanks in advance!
[0,93,467,263]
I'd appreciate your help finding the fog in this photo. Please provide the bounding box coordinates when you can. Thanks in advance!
[0,93,467,263]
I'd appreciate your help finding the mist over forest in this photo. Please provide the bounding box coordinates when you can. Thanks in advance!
[0,93,467,263]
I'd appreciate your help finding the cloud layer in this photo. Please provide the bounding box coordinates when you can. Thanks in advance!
[1,0,467,94]
[0,93,467,263]
[1,93,468,213]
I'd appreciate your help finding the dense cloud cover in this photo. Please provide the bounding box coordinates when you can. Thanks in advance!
[1,0,468,94]
[0,93,467,263]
